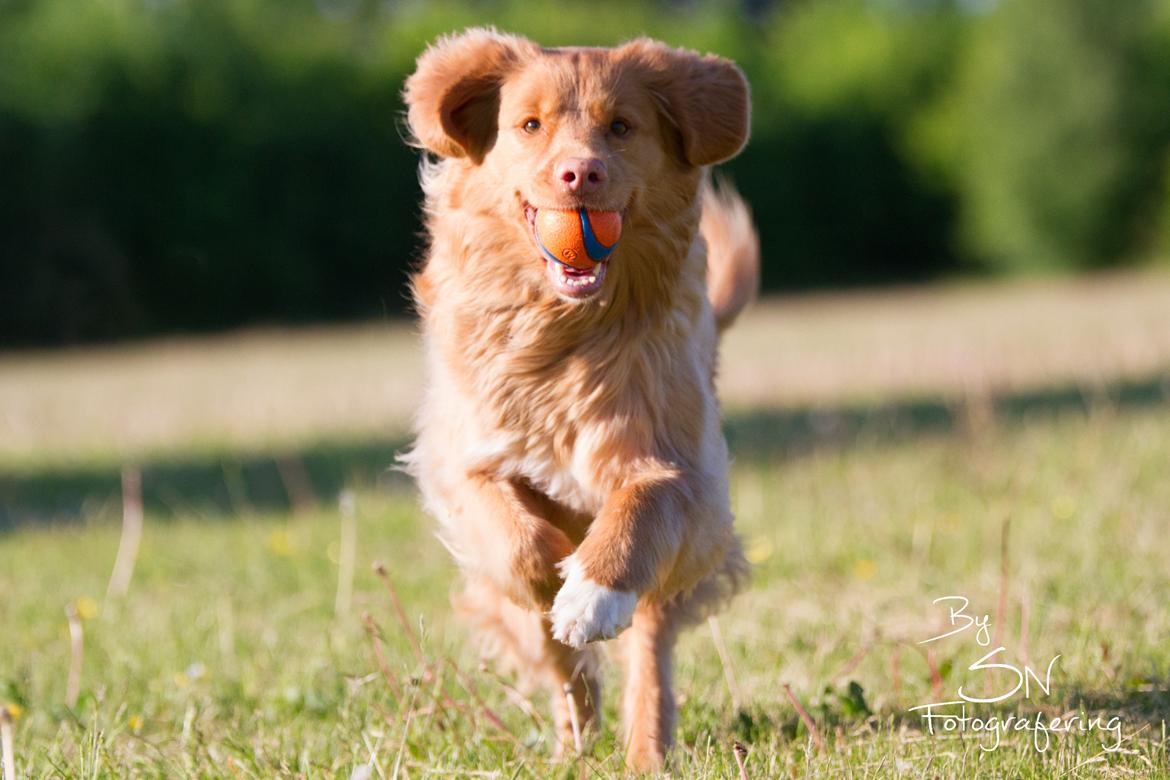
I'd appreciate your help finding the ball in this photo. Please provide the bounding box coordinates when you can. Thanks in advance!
[535,208,622,269]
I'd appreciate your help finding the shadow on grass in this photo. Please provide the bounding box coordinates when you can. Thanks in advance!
[723,372,1169,461]
[0,438,414,529]
[2,372,1167,529]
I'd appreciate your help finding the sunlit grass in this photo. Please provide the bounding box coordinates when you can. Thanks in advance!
[3,271,1169,470]
[3,405,1169,777]
[3,275,1169,775]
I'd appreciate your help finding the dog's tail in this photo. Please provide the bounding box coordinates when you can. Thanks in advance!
[701,176,760,331]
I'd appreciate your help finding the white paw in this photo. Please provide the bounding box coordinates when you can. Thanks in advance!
[550,554,637,649]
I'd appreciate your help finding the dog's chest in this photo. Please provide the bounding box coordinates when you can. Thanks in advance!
[425,297,714,512]
[469,334,703,512]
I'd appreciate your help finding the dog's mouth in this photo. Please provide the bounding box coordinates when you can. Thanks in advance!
[523,203,615,301]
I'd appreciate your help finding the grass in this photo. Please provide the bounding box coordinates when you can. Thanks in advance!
[2,274,1170,777]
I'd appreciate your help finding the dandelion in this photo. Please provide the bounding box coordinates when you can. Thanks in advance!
[745,535,773,564]
[74,596,99,621]
[1050,495,1077,520]
[852,559,877,581]
[265,529,296,557]
[128,714,144,732]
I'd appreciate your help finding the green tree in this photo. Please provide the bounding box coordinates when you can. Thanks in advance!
[956,0,1153,271]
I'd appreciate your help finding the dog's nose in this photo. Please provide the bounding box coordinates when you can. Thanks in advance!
[556,157,607,195]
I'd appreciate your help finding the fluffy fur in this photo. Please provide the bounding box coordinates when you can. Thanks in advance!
[402,28,759,772]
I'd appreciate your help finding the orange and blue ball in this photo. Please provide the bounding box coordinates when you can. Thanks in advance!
[535,208,622,269]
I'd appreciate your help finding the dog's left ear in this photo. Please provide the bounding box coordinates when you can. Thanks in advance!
[619,39,751,168]
[404,28,538,162]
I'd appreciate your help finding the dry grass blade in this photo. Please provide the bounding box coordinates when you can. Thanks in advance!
[390,707,413,780]
[890,645,903,703]
[478,663,544,730]
[441,658,515,741]
[993,516,1011,649]
[361,611,402,700]
[357,728,384,780]
[1019,589,1032,668]
[0,707,15,780]
[369,563,460,726]
[831,641,873,682]
[563,683,583,754]
[923,645,943,701]
[276,456,316,515]
[372,562,424,665]
[64,604,83,709]
[732,741,750,780]
[368,566,467,731]
[106,466,144,600]
[708,616,743,710]
[335,491,357,617]
[782,684,823,753]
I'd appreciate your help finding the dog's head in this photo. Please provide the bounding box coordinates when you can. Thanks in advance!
[405,29,750,305]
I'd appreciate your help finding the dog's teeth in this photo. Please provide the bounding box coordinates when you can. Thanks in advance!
[551,263,601,291]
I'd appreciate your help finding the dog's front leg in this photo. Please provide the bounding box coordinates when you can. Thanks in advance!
[452,475,578,611]
[550,472,685,648]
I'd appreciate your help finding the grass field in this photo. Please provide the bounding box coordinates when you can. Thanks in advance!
[3,273,1170,777]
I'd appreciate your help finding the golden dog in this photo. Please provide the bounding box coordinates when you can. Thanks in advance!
[402,28,758,772]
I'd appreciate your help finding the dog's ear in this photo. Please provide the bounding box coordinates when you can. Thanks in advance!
[404,28,537,162]
[619,39,751,168]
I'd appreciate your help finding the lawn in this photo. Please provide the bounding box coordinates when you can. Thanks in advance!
[2,273,1169,778]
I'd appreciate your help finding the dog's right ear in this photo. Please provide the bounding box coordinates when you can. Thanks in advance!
[404,28,536,163]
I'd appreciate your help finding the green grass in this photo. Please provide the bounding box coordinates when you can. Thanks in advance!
[3,275,1170,776]
[4,404,1170,777]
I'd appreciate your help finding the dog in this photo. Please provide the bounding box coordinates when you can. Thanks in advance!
[402,28,758,772]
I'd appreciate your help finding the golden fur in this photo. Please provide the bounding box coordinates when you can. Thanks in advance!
[402,28,759,772]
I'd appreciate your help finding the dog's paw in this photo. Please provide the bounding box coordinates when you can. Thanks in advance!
[550,554,637,649]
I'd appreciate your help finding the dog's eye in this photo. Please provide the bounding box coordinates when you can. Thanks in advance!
[609,120,630,137]
[522,118,541,134]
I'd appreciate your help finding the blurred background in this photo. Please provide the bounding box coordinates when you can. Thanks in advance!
[3,0,1170,346]
[4,0,1170,512]
[4,2,1170,774]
